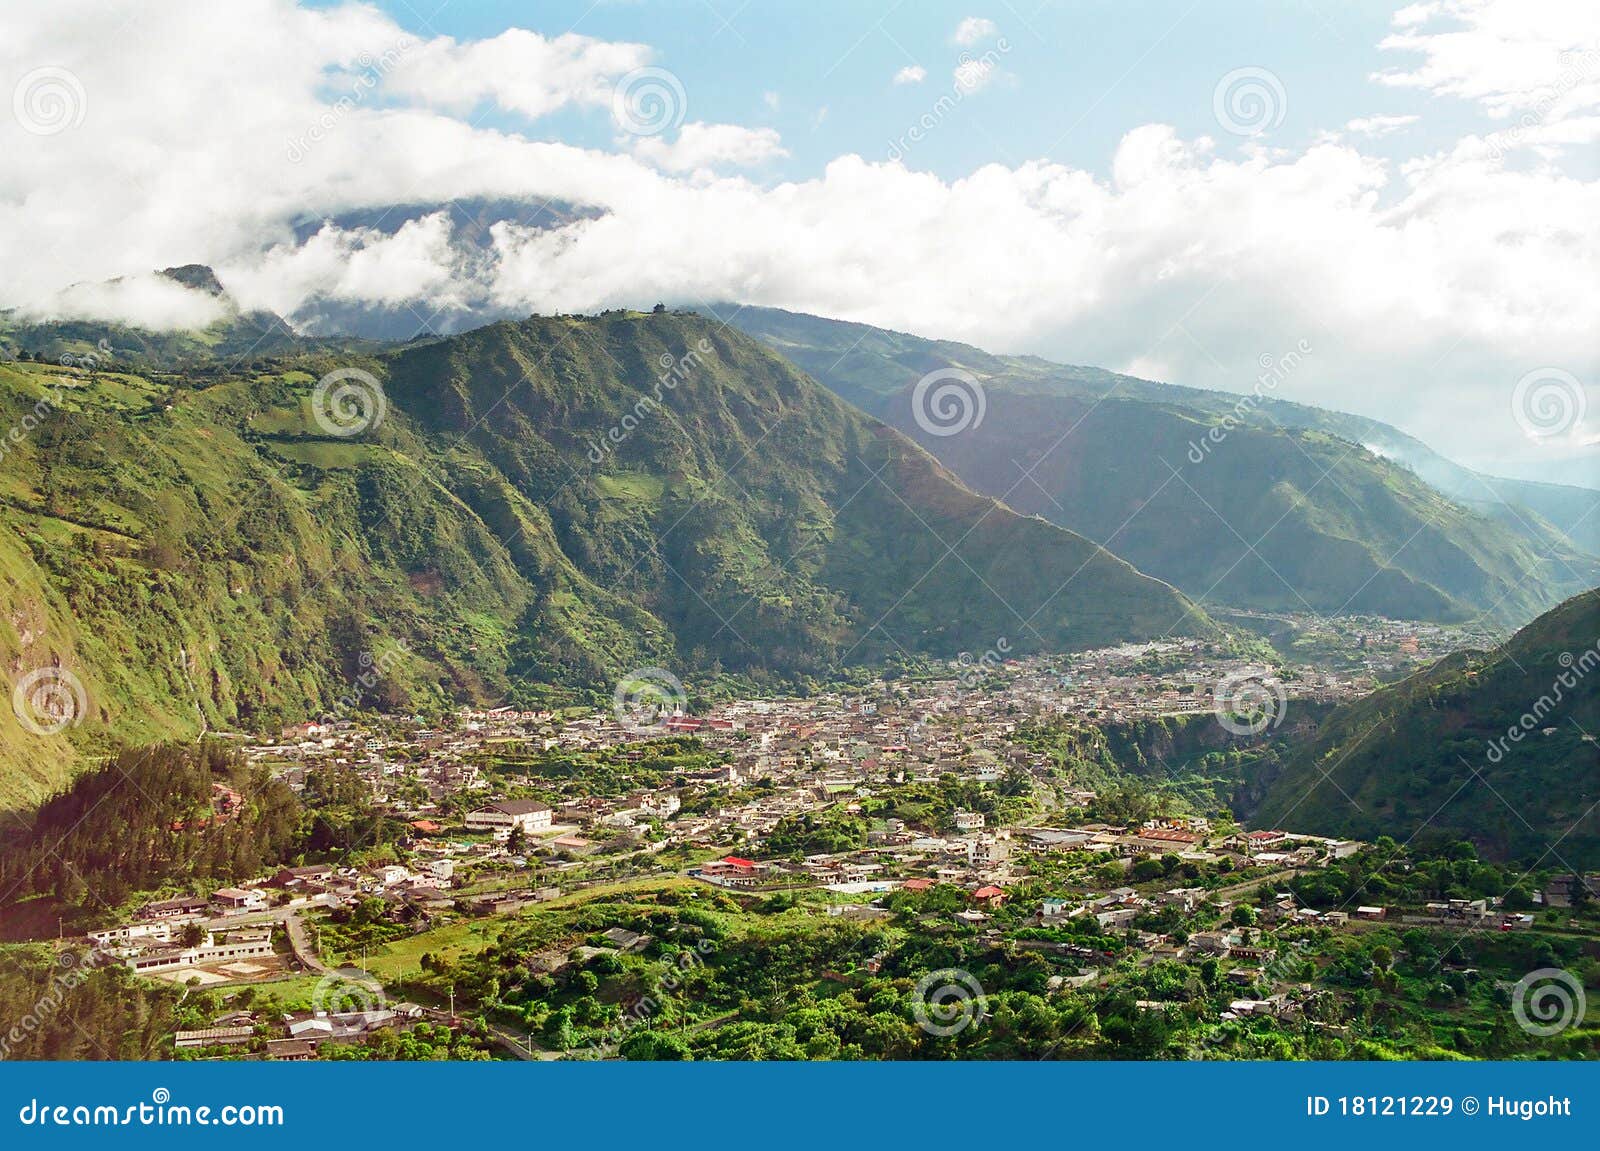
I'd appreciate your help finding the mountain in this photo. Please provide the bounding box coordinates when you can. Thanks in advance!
[723,306,1599,625]
[0,307,1211,810]
[1250,588,1600,865]
[0,265,313,370]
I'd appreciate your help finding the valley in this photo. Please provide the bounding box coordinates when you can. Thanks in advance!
[0,300,1593,1065]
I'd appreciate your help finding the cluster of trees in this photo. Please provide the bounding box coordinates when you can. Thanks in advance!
[0,743,298,914]
[0,946,186,1060]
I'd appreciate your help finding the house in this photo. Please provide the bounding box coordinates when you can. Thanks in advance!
[266,864,333,888]
[701,856,764,887]
[465,800,553,836]
[1354,906,1387,920]
[88,920,178,949]
[901,878,935,892]
[210,887,268,913]
[136,895,209,921]
[125,932,275,974]
[1095,907,1137,929]
[601,927,650,951]
[972,885,1005,908]
[1041,897,1072,920]
[640,793,681,818]
[173,1026,254,1049]
[264,1038,317,1061]
[953,811,986,833]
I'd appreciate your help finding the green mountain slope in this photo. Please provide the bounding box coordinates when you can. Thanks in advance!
[0,310,1209,810]
[1251,588,1600,864]
[725,307,1599,624]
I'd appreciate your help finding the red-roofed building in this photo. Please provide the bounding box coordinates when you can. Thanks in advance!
[902,878,934,892]
[700,856,764,888]
[972,885,1006,908]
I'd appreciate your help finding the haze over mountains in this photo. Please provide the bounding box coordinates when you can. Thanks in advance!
[724,306,1600,625]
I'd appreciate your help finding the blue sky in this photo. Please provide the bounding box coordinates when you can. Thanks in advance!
[356,0,1492,180]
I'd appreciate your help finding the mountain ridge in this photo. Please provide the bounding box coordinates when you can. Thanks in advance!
[722,305,1599,626]
[0,307,1212,810]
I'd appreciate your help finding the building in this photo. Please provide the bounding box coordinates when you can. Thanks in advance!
[209,888,268,913]
[136,895,209,921]
[174,1026,255,1049]
[465,800,553,836]
[125,931,274,974]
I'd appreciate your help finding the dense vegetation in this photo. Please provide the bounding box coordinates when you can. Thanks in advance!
[0,945,187,1060]
[366,853,1599,1062]
[0,743,299,921]
[1252,589,1600,864]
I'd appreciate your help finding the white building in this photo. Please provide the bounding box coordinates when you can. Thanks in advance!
[465,800,553,836]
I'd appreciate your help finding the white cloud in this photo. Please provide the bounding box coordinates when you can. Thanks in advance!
[1372,0,1600,136]
[1344,113,1421,135]
[628,122,788,173]
[17,273,226,331]
[1,0,1595,483]
[384,28,651,119]
[222,212,467,317]
[954,56,1000,93]
[893,65,927,85]
[952,17,998,46]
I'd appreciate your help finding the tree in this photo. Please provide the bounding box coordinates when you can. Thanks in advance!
[619,1029,692,1060]
[1230,905,1257,928]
